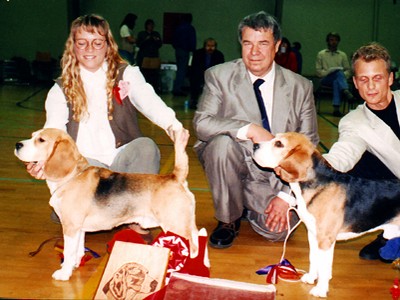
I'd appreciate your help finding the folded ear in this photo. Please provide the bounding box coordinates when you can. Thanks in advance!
[277,146,310,182]
[43,138,79,180]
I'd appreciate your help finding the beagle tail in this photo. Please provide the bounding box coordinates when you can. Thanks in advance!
[172,129,190,183]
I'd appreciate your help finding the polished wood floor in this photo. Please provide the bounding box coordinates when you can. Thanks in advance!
[0,83,397,299]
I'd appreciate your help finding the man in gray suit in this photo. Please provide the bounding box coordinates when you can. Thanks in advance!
[193,11,319,248]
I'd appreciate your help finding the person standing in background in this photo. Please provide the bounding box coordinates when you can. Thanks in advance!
[292,41,303,74]
[136,19,163,92]
[189,37,224,109]
[172,14,196,96]
[119,13,137,65]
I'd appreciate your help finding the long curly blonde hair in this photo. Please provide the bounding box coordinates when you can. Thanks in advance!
[61,14,125,121]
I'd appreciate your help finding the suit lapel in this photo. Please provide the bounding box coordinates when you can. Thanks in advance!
[272,65,291,134]
[362,103,400,149]
[231,62,293,134]
[232,60,263,124]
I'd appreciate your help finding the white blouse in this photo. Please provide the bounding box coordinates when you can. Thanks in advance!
[44,62,182,165]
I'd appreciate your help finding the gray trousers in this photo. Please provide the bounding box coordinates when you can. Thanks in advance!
[87,137,160,174]
[196,135,298,242]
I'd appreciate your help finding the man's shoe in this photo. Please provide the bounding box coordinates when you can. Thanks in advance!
[359,233,388,260]
[209,219,241,249]
[332,110,343,117]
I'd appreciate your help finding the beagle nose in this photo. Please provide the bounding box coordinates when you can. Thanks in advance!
[15,142,23,150]
[253,143,260,152]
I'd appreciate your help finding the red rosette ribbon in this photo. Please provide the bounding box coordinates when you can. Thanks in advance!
[152,231,189,282]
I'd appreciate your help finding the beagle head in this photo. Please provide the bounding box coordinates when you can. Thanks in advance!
[253,132,316,182]
[15,128,86,181]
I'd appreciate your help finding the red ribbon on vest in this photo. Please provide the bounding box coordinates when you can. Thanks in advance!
[112,85,123,105]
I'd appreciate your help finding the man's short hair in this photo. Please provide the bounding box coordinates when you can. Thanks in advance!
[238,11,282,44]
[326,32,341,42]
[351,42,391,74]
[203,37,217,48]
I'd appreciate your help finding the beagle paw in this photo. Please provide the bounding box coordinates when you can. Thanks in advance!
[301,273,317,284]
[309,286,328,298]
[52,268,72,281]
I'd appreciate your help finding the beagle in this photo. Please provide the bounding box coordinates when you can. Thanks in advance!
[253,132,400,298]
[14,128,199,281]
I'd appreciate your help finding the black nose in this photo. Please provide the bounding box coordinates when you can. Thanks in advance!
[253,143,260,152]
[15,142,23,151]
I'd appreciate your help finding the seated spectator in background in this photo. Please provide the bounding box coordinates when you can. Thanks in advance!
[316,32,354,117]
[189,37,225,109]
[119,13,137,65]
[292,41,303,74]
[274,37,298,73]
[323,42,400,262]
[136,19,163,92]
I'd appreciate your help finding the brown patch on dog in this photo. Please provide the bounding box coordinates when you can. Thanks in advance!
[305,183,347,250]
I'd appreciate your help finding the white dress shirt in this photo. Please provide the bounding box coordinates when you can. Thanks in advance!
[237,62,276,140]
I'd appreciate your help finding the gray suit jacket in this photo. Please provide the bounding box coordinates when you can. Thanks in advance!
[193,59,319,198]
[193,59,319,149]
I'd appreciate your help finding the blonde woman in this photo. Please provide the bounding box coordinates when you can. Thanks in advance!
[27,14,183,181]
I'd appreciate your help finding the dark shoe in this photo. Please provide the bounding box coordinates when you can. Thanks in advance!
[333,110,343,117]
[50,210,61,224]
[359,233,387,260]
[241,208,249,221]
[209,219,241,249]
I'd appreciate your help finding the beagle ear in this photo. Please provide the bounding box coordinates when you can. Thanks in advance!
[277,145,311,182]
[43,138,79,180]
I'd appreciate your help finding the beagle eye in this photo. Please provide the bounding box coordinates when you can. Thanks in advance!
[274,140,284,148]
[38,137,46,143]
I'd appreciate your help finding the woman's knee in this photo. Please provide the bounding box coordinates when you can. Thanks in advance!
[135,137,160,160]
[112,137,160,173]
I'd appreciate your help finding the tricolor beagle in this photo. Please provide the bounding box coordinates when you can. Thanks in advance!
[253,132,400,298]
[14,128,199,281]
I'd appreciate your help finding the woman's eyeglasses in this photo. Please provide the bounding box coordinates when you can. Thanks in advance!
[74,39,107,50]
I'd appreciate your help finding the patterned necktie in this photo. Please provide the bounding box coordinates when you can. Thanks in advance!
[253,78,271,131]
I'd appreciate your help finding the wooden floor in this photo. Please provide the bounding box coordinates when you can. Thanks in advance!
[0,82,397,299]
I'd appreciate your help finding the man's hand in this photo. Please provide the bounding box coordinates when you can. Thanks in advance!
[26,161,45,180]
[246,124,274,143]
[265,196,290,233]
